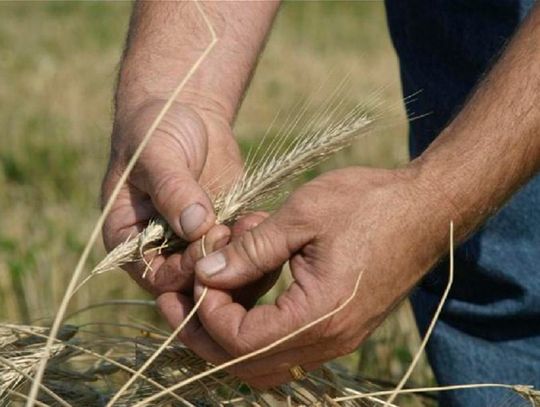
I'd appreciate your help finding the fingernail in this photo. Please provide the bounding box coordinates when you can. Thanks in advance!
[197,251,226,277]
[180,203,207,235]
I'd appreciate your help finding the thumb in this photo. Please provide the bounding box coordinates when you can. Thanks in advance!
[143,160,216,241]
[195,210,312,289]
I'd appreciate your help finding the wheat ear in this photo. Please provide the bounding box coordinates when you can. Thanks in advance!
[90,92,376,287]
[105,255,209,406]
[0,354,70,407]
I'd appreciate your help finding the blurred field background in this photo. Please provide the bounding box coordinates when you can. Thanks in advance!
[0,1,435,402]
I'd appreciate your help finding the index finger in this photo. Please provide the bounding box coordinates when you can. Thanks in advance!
[194,254,333,358]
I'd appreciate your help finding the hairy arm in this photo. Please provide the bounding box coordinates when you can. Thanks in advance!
[414,2,540,253]
[177,3,540,388]
[102,2,279,297]
[116,1,280,125]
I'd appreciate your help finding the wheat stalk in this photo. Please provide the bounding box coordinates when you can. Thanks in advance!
[334,384,539,403]
[383,222,455,406]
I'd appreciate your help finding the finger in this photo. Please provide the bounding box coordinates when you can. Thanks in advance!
[182,212,269,274]
[230,212,280,308]
[156,292,297,382]
[101,180,195,296]
[183,213,280,309]
[138,159,216,241]
[120,252,194,297]
[194,274,321,358]
[231,211,270,236]
[195,208,313,289]
[181,224,231,274]
[233,339,334,378]
[168,214,285,297]
[160,288,334,386]
[151,253,194,294]
[156,292,230,364]
[101,180,156,252]
[156,292,294,383]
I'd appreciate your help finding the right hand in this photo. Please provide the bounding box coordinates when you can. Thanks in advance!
[101,100,243,297]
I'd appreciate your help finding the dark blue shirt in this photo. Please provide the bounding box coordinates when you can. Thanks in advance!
[383,2,540,403]
[385,0,535,155]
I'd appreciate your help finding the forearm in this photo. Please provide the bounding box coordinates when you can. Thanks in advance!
[115,1,279,124]
[412,4,540,251]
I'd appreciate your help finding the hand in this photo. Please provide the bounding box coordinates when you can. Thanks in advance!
[176,166,450,388]
[101,100,242,297]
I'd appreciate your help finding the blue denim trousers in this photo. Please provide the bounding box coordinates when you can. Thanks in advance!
[411,174,540,406]
[384,1,540,405]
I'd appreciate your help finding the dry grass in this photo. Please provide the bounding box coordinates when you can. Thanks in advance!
[0,322,424,407]
[0,2,424,388]
[3,2,517,406]
[1,227,537,405]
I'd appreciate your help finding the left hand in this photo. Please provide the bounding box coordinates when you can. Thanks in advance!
[172,166,451,388]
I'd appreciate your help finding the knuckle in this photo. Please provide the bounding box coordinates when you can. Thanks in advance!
[236,229,277,275]
[240,230,264,267]
[181,247,196,274]
[151,172,186,214]
[275,292,306,329]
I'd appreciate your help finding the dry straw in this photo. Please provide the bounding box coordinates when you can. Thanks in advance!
[2,224,538,406]
[7,1,537,406]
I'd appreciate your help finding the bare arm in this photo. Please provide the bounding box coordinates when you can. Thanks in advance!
[178,3,540,388]
[415,2,540,250]
[102,2,279,297]
[116,1,280,125]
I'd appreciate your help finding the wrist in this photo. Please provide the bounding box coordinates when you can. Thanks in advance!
[399,159,461,266]
[407,125,499,247]
[115,83,235,125]
[113,94,234,143]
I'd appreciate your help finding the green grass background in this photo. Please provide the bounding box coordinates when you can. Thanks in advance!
[0,1,435,402]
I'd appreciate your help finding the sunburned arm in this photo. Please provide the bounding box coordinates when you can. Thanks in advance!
[413,3,540,248]
[101,2,280,297]
[115,1,280,125]
[169,3,539,388]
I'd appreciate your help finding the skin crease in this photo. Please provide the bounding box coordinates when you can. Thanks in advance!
[101,1,280,297]
[103,1,540,389]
